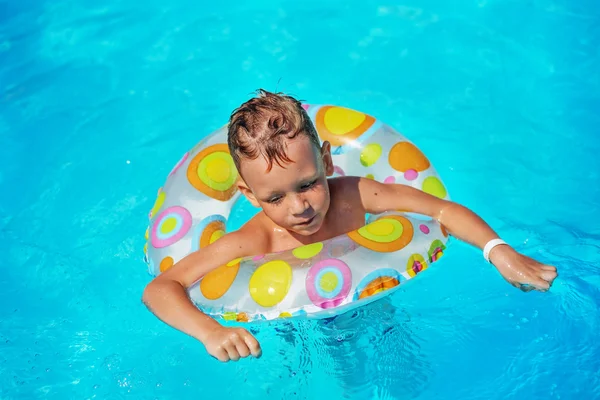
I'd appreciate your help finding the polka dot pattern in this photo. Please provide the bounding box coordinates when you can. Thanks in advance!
[145,102,451,322]
[222,311,249,322]
[151,206,192,248]
[354,269,405,300]
[292,242,323,259]
[422,176,447,199]
[200,258,241,300]
[192,215,227,252]
[187,144,238,201]
[305,259,352,308]
[360,143,382,167]
[348,216,414,253]
[404,169,418,181]
[149,189,166,219]
[406,254,427,277]
[389,142,431,172]
[249,260,293,307]
[315,106,376,147]
[428,240,446,262]
[160,256,174,272]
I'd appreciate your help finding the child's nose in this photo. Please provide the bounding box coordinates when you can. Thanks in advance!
[290,194,310,216]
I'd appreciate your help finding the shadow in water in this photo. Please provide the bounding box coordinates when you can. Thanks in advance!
[272,297,432,400]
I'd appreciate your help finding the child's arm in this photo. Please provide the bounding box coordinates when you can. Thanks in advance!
[358,178,557,291]
[142,229,263,362]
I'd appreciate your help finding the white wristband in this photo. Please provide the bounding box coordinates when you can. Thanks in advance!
[483,239,507,263]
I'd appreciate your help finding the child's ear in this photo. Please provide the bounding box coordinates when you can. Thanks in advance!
[321,141,334,176]
[237,180,261,208]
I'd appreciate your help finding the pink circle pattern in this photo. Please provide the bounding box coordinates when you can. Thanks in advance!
[305,259,352,309]
[151,206,193,248]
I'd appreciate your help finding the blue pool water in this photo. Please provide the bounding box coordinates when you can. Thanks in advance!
[2,0,600,398]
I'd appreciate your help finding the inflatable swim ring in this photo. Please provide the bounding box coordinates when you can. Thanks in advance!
[143,104,450,322]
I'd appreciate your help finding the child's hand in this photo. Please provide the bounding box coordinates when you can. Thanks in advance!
[489,245,558,291]
[203,326,262,362]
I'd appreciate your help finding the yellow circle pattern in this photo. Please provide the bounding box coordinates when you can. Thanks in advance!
[197,152,238,191]
[360,143,383,167]
[249,260,293,307]
[358,219,403,243]
[160,217,177,234]
[320,271,339,292]
[149,189,166,218]
[227,257,243,267]
[187,144,238,201]
[200,220,226,249]
[292,242,323,259]
[348,215,414,253]
[422,177,447,199]
[406,254,428,278]
[324,107,366,136]
[315,106,376,147]
[209,229,225,244]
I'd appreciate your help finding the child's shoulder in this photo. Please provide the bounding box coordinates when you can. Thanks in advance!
[218,211,272,256]
[328,175,386,198]
[328,175,402,213]
[326,175,374,213]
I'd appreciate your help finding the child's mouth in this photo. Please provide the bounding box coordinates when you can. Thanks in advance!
[297,215,316,226]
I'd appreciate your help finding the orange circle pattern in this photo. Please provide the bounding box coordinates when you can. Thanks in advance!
[200,258,242,300]
[200,220,226,249]
[347,215,414,253]
[388,142,431,172]
[315,106,376,147]
[186,143,238,201]
[357,276,401,300]
[160,256,174,272]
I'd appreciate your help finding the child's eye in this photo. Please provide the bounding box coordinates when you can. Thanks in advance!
[300,180,317,191]
[267,196,283,204]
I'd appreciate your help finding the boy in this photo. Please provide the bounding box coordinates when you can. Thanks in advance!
[142,90,557,363]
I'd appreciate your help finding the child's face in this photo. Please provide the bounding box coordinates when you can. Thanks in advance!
[237,135,334,236]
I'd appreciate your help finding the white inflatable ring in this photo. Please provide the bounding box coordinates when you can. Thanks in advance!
[144,104,450,322]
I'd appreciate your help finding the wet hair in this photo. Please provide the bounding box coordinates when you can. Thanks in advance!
[227,89,321,173]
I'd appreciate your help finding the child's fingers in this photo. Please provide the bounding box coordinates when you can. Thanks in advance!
[242,331,262,358]
[541,264,557,272]
[540,269,557,282]
[224,342,241,362]
[529,276,551,291]
[518,283,536,292]
[230,334,251,358]
[210,346,229,362]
